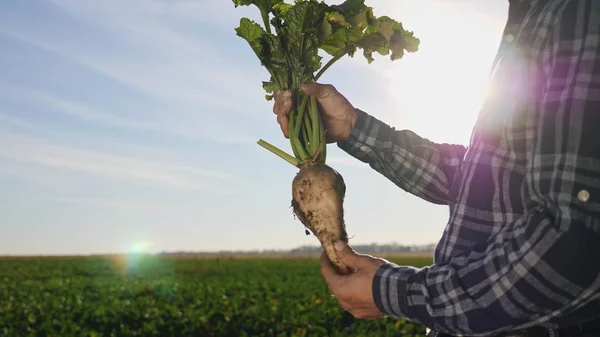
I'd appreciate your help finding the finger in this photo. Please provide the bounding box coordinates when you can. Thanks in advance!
[300,83,337,99]
[277,114,289,138]
[320,251,343,285]
[272,89,281,113]
[334,240,363,270]
[273,89,292,116]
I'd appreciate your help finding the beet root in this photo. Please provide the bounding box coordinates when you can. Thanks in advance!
[291,163,350,273]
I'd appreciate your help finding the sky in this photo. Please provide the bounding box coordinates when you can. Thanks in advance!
[0,0,510,255]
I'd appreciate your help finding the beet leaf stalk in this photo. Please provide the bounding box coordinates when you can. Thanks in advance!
[233,0,419,272]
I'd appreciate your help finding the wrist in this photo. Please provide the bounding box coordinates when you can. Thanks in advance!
[349,107,358,129]
[372,263,416,319]
[340,107,359,141]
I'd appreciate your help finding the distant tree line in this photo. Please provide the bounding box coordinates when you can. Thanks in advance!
[289,243,436,254]
[158,243,436,256]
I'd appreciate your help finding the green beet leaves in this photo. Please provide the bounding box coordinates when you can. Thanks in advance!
[234,0,419,96]
[233,0,419,166]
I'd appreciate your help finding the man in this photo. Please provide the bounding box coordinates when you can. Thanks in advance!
[272,0,600,336]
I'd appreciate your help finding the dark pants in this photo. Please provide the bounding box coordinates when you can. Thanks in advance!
[426,318,600,337]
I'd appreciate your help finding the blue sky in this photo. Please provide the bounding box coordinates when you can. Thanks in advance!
[0,0,509,255]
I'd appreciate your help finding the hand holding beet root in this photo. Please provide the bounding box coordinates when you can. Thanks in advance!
[273,83,358,143]
[320,240,387,320]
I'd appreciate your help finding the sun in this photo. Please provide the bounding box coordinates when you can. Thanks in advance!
[379,1,509,146]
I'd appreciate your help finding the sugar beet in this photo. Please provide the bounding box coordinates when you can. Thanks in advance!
[291,163,350,274]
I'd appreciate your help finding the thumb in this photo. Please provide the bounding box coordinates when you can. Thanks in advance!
[334,240,362,269]
[300,83,337,99]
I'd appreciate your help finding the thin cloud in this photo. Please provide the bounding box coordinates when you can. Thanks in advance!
[0,84,156,131]
[0,84,257,144]
[0,113,38,130]
[0,160,68,189]
[0,28,264,120]
[0,132,241,194]
[0,0,274,145]
[49,197,172,214]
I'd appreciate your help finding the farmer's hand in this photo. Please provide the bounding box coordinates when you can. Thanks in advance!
[273,83,357,143]
[320,240,387,320]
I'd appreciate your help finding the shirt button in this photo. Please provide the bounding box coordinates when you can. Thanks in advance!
[505,34,515,43]
[578,189,590,202]
[359,145,369,152]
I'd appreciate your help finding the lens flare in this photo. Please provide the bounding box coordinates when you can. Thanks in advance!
[129,242,152,254]
[108,241,154,275]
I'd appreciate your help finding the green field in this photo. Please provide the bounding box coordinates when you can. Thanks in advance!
[0,254,432,337]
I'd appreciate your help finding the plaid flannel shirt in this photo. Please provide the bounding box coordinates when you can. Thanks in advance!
[337,0,600,335]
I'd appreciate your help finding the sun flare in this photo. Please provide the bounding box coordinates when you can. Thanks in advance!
[380,1,508,145]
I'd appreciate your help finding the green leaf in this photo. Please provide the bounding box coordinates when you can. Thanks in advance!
[330,0,367,17]
[235,17,289,89]
[326,12,351,27]
[401,30,420,53]
[262,81,278,100]
[232,0,284,12]
[318,28,347,56]
[272,2,292,16]
[388,27,420,60]
[278,1,329,84]
[234,18,266,59]
[232,0,286,34]
[370,16,397,40]
[232,0,253,7]
[347,7,374,29]
[356,32,389,55]
[262,81,278,93]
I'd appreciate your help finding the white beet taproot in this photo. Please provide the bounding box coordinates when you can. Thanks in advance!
[291,163,350,273]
